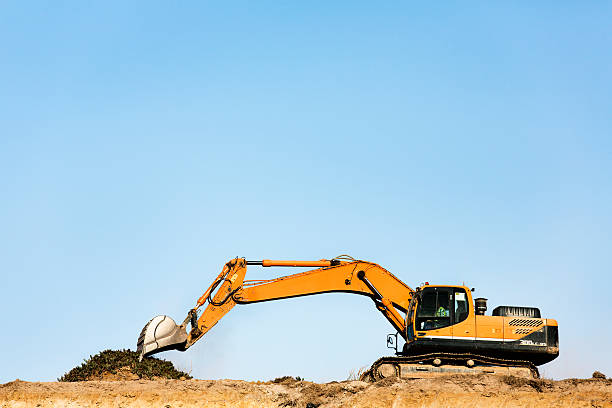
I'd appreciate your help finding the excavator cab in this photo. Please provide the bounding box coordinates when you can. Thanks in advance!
[402,284,559,368]
[406,286,470,337]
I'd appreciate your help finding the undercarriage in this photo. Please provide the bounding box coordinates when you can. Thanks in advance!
[360,352,539,381]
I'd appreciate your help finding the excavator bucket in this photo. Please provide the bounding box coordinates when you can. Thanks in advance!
[137,315,188,361]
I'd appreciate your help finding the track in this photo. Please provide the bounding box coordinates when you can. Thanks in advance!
[360,352,540,381]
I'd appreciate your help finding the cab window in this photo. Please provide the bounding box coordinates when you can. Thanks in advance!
[416,288,451,330]
[454,289,469,324]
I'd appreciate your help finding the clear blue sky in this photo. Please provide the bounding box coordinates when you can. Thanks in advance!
[1,2,610,383]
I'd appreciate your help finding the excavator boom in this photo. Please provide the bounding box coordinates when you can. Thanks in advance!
[138,256,413,360]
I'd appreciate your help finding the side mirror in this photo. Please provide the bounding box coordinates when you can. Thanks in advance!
[387,333,398,353]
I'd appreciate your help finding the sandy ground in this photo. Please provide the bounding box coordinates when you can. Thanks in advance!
[1,375,611,408]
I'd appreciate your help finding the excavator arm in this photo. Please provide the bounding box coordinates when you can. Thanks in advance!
[137,256,413,360]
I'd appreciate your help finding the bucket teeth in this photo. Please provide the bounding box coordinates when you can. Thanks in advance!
[136,320,152,357]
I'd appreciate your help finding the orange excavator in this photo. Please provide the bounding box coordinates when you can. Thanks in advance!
[137,256,559,379]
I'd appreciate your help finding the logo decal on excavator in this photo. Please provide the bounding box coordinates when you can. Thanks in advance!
[230,273,238,284]
[520,339,546,347]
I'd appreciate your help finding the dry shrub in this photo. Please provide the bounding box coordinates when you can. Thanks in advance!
[272,376,302,385]
[347,367,368,381]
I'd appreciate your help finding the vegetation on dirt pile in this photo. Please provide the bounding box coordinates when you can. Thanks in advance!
[272,376,303,384]
[592,371,607,379]
[58,349,191,382]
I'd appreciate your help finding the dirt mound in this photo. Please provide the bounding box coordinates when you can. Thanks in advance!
[58,349,191,382]
[4,374,608,408]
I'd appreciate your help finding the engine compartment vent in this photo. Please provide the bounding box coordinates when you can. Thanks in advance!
[508,319,543,327]
[492,306,541,318]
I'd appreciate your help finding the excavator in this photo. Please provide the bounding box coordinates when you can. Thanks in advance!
[137,256,559,379]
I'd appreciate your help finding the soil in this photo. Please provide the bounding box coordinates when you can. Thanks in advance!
[1,375,611,408]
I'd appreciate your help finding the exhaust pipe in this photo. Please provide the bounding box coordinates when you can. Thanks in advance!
[475,298,488,316]
[137,315,188,361]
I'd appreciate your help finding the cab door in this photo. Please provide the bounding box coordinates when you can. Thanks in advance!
[451,288,476,346]
[414,287,454,342]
